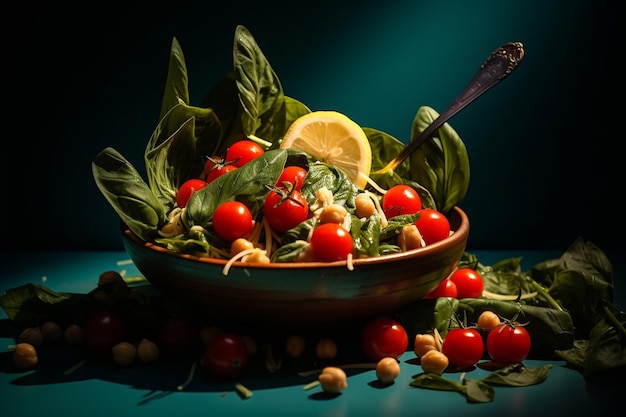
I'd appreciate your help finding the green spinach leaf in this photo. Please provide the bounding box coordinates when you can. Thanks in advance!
[92,147,166,242]
[409,106,470,214]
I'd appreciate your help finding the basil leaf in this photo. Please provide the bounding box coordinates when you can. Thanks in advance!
[233,25,287,142]
[365,127,437,209]
[159,37,190,119]
[185,148,289,227]
[480,363,553,387]
[144,103,221,209]
[92,147,166,242]
[409,106,470,214]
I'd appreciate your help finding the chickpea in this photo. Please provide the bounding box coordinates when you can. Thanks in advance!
[477,310,501,331]
[245,250,271,264]
[316,338,338,360]
[376,357,401,384]
[160,212,185,236]
[230,238,255,257]
[112,341,137,366]
[355,193,376,218]
[285,334,306,358]
[137,338,159,363]
[17,327,44,347]
[12,343,38,369]
[414,333,438,357]
[64,324,84,346]
[318,366,348,394]
[41,321,63,344]
[397,224,423,251]
[420,349,449,375]
[98,270,125,286]
[318,204,348,225]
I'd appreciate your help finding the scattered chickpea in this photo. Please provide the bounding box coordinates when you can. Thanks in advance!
[420,349,449,375]
[316,338,338,360]
[41,321,63,344]
[17,327,44,347]
[112,341,137,366]
[477,310,501,331]
[414,333,438,357]
[318,366,348,394]
[318,204,348,225]
[285,334,306,358]
[12,342,38,369]
[397,224,423,251]
[376,357,401,384]
[98,270,125,286]
[355,193,376,219]
[137,338,159,363]
[64,324,84,346]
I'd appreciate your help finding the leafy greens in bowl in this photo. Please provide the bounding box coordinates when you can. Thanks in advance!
[92,25,472,324]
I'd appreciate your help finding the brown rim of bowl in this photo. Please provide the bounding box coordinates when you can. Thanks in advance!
[122,206,469,270]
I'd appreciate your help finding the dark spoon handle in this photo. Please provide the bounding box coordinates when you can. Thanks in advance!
[375,41,525,175]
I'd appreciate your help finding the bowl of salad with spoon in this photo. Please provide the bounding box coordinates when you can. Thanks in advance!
[93,25,522,325]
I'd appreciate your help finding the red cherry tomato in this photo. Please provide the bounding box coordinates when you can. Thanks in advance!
[423,278,457,299]
[158,315,197,354]
[450,268,484,299]
[486,323,531,364]
[310,223,353,262]
[263,188,309,233]
[441,327,484,369]
[176,179,209,208]
[204,157,238,183]
[212,201,254,242]
[204,333,250,378]
[360,316,409,362]
[225,140,265,167]
[382,185,422,219]
[414,208,451,245]
[276,165,308,191]
[84,310,125,356]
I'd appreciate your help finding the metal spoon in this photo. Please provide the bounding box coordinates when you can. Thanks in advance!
[373,41,525,175]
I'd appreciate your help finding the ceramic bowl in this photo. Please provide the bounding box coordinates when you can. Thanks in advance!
[121,206,469,325]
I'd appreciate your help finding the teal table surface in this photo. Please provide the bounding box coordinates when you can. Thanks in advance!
[1,250,623,417]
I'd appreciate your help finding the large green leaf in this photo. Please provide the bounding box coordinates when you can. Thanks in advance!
[409,106,470,214]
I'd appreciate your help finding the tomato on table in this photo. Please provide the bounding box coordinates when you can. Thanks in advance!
[486,323,531,364]
[360,316,409,362]
[423,278,457,299]
[441,327,484,369]
[204,333,250,378]
[382,184,422,219]
[450,267,484,299]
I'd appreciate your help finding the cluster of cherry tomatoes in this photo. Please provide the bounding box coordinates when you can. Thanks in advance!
[414,310,532,373]
[423,267,485,299]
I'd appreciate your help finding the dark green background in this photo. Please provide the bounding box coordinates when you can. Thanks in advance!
[2,0,622,252]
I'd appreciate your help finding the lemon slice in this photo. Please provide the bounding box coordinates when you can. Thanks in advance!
[280,111,372,189]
